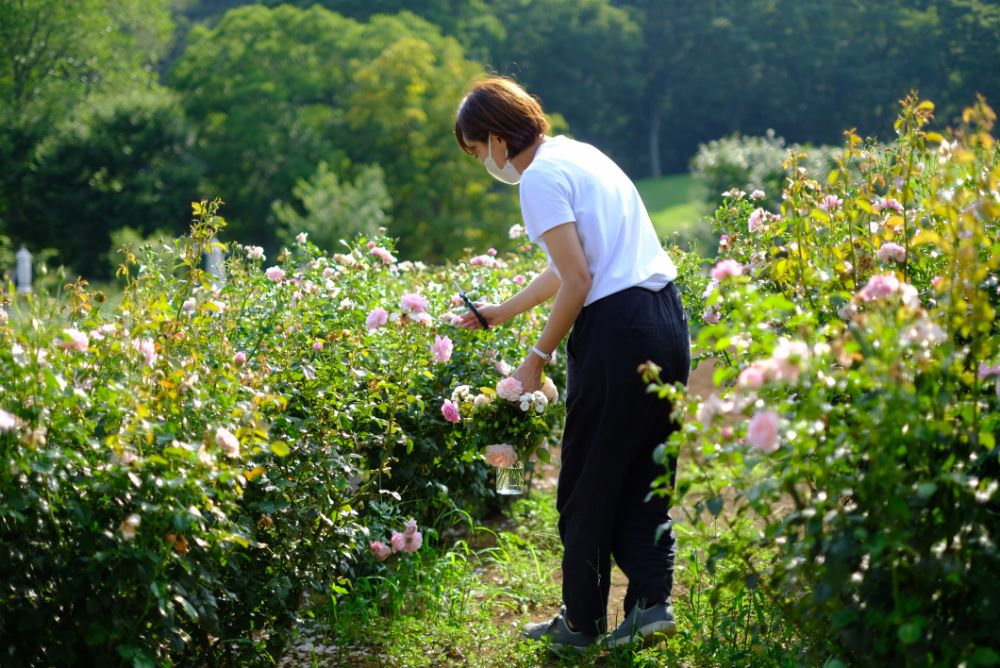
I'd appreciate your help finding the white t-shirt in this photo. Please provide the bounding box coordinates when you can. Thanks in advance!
[518,135,677,306]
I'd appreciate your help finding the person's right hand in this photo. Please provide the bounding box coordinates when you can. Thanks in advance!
[456,302,505,330]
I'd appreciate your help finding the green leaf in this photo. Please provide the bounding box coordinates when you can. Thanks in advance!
[270,441,290,457]
[707,496,724,517]
[980,432,995,451]
[898,620,923,645]
[971,648,1000,665]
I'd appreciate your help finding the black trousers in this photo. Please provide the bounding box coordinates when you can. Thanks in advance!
[557,282,690,637]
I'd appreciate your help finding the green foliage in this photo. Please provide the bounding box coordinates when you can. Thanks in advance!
[0,199,565,664]
[273,162,392,254]
[648,95,1000,666]
[171,4,518,261]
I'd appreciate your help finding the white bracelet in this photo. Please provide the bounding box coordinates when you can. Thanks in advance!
[530,345,552,363]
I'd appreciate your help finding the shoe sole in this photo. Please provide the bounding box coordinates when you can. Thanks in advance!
[604,620,677,649]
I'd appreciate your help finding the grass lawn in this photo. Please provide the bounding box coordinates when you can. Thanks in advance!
[635,173,706,240]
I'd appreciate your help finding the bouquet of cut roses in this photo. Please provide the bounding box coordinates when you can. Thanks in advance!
[442,373,560,493]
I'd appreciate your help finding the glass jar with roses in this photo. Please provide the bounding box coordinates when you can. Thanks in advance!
[442,374,560,495]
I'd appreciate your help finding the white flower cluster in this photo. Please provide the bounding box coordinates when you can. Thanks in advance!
[518,391,548,414]
[451,385,472,403]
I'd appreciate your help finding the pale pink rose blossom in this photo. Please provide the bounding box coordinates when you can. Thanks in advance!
[857,274,900,301]
[747,410,780,453]
[322,266,335,277]
[738,365,767,389]
[371,246,397,264]
[313,341,324,351]
[120,513,141,541]
[718,235,731,252]
[0,409,16,432]
[770,339,810,383]
[430,335,453,363]
[876,243,906,263]
[215,427,240,458]
[366,307,389,330]
[513,274,526,285]
[390,531,405,553]
[978,363,1000,380]
[400,293,429,315]
[496,376,524,401]
[182,299,196,312]
[56,328,89,352]
[451,295,464,307]
[367,241,376,249]
[134,338,157,367]
[404,519,418,537]
[508,224,526,239]
[473,394,491,406]
[370,540,391,561]
[484,443,518,468]
[711,259,744,282]
[441,399,461,423]
[233,351,247,365]
[403,530,422,553]
[819,195,843,212]
[873,197,903,214]
[265,266,285,281]
[247,246,265,260]
[748,207,767,232]
[541,376,559,404]
[469,254,498,268]
[487,248,497,256]
[931,276,943,289]
[495,360,512,376]
[703,308,721,324]
[295,232,308,244]
[750,189,765,200]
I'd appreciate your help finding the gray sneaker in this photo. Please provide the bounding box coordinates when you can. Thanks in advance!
[522,606,597,653]
[605,601,676,648]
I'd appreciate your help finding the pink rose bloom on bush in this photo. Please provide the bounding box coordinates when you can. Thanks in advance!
[366,307,389,330]
[513,274,526,285]
[441,399,461,423]
[495,359,512,376]
[233,351,247,365]
[56,328,89,352]
[313,341,324,351]
[182,298,196,312]
[134,338,157,367]
[819,194,843,212]
[703,308,721,324]
[711,259,744,282]
[873,197,903,214]
[404,530,422,553]
[738,364,767,389]
[371,246,397,264]
[496,376,524,401]
[857,274,900,301]
[404,519,418,537]
[747,410,780,453]
[770,339,810,383]
[390,531,405,553]
[541,376,559,404]
[370,540,391,561]
[748,207,767,232]
[265,266,285,281]
[979,363,1000,380]
[431,335,453,363]
[876,243,906,263]
[215,427,240,458]
[120,513,141,541]
[400,293,429,315]
[485,443,518,468]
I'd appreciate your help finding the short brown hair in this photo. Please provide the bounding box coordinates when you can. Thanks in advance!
[455,77,550,158]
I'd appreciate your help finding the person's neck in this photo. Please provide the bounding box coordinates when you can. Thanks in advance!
[511,135,547,173]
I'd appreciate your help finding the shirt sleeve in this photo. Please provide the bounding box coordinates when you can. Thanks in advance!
[519,166,575,242]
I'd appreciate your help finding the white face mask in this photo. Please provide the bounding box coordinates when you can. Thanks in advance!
[483,135,521,185]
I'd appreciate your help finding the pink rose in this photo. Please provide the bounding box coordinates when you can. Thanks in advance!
[495,359,512,376]
[366,307,389,330]
[978,363,1000,380]
[56,328,89,352]
[750,189,766,200]
[819,195,843,212]
[770,339,810,383]
[876,243,906,263]
[430,335,453,363]
[873,197,903,214]
[748,207,767,232]
[738,365,766,389]
[313,341,324,351]
[403,530,422,553]
[404,519,418,537]
[513,274,526,285]
[441,399,461,423]
[451,295,464,307]
[857,274,900,302]
[484,443,518,468]
[390,531,405,553]
[0,409,16,432]
[747,410,780,453]
[370,540,391,561]
[496,376,524,401]
[134,338,157,367]
[215,427,240,458]
[265,266,285,282]
[182,298,196,312]
[233,351,247,365]
[400,293,428,315]
[703,308,721,324]
[931,276,943,289]
[371,246,396,264]
[711,259,744,282]
[541,376,559,404]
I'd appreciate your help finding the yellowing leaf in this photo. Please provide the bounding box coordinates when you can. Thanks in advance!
[270,441,290,457]
[911,231,940,246]
[885,215,904,230]
[925,132,944,143]
[246,465,266,481]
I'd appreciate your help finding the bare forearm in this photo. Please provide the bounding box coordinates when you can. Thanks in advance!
[534,279,588,356]
[498,267,560,321]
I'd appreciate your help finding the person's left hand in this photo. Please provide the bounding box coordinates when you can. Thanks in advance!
[512,354,545,393]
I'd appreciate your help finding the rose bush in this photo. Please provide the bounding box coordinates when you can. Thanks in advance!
[0,203,581,664]
[649,95,999,666]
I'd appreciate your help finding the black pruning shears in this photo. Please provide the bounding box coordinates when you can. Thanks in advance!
[453,279,489,330]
